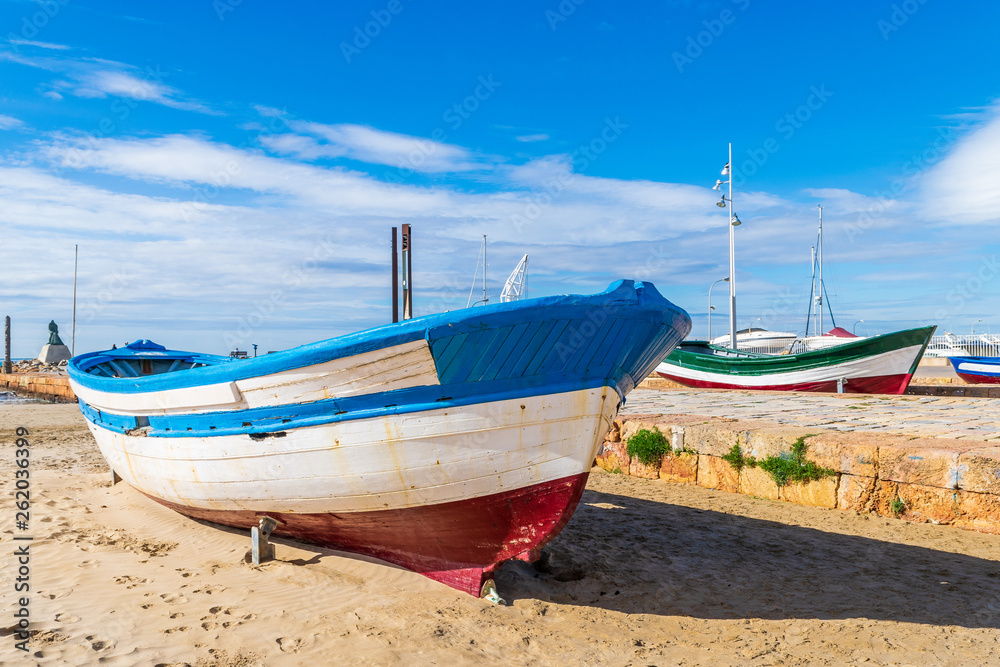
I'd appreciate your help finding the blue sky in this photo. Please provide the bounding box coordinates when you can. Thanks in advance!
[2,0,1000,357]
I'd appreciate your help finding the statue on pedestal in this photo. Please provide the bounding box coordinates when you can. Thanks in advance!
[38,320,71,365]
[48,320,65,346]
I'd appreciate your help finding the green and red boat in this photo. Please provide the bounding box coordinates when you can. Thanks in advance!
[656,326,935,394]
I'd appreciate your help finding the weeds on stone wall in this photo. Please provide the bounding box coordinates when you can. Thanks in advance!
[626,427,671,466]
[722,436,835,488]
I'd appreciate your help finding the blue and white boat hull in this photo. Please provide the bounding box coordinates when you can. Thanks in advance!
[69,280,691,595]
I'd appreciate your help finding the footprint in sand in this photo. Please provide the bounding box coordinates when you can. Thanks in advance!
[202,621,218,631]
[39,590,71,601]
[77,559,99,569]
[54,613,81,624]
[169,612,184,619]
[159,593,188,605]
[86,635,115,651]
[277,637,303,653]
[193,585,226,595]
[163,626,191,634]
[114,575,149,589]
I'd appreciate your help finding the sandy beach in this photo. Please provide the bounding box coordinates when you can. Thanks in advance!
[3,401,1000,666]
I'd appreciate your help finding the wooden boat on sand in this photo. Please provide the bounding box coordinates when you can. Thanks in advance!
[68,280,691,599]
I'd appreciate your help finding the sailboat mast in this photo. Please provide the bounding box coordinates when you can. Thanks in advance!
[808,245,817,337]
[483,235,487,306]
[817,205,823,335]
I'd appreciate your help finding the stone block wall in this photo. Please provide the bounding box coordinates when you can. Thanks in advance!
[0,373,76,402]
[598,414,1000,535]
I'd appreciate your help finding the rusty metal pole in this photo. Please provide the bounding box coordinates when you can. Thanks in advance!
[406,225,413,319]
[391,227,399,323]
[3,316,11,374]
[401,224,412,320]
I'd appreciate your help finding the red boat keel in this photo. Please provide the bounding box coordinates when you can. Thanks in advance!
[146,472,590,596]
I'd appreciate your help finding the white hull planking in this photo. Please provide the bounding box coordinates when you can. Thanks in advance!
[86,387,618,514]
[658,343,924,387]
[70,339,440,416]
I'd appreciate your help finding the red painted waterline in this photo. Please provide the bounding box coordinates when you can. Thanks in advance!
[956,372,1000,385]
[656,372,914,395]
[143,472,589,596]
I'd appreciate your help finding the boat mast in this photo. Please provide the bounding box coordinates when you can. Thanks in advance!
[467,235,490,308]
[817,205,823,335]
[807,244,817,336]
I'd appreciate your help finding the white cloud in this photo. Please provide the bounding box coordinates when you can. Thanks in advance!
[918,104,1000,225]
[0,47,218,115]
[8,39,70,50]
[263,121,491,173]
[0,114,24,130]
[516,133,549,142]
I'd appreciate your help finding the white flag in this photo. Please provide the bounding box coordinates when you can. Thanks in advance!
[721,162,730,176]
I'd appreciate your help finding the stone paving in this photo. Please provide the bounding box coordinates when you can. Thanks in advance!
[624,388,1000,441]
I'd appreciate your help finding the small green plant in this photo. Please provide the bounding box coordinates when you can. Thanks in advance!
[890,497,906,515]
[721,443,756,472]
[626,427,671,466]
[721,436,835,488]
[610,466,623,475]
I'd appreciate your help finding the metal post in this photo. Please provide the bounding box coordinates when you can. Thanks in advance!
[708,277,727,341]
[406,225,413,319]
[728,142,737,350]
[72,244,78,356]
[391,227,399,323]
[401,224,413,320]
[3,316,11,374]
[251,516,279,565]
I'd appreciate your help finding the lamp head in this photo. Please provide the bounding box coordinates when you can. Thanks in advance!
[731,214,741,226]
[716,199,727,208]
[712,179,723,191]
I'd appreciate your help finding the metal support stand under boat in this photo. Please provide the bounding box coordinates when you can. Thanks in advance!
[252,516,279,565]
[837,377,847,394]
[480,579,506,606]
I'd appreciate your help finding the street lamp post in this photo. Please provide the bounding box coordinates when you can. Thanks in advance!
[708,277,729,341]
[713,143,740,349]
[853,319,864,335]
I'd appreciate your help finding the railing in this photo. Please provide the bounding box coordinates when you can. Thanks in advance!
[924,334,1000,358]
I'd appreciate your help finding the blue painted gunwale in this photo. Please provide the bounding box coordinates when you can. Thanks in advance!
[70,280,692,439]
